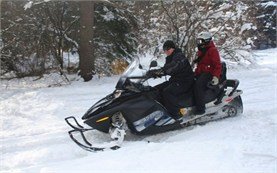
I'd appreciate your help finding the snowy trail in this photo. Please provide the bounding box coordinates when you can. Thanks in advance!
[0,77,119,172]
[1,49,276,173]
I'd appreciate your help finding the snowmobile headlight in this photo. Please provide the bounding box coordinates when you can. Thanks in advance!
[114,90,122,98]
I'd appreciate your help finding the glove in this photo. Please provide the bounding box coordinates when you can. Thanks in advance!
[210,76,219,85]
[147,69,164,78]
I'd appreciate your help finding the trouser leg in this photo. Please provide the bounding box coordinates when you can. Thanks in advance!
[194,73,212,111]
[154,81,170,104]
[162,82,184,119]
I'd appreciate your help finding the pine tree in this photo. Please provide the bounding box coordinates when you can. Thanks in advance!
[255,0,276,49]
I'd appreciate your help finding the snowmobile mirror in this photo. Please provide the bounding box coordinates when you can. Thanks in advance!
[150,60,158,68]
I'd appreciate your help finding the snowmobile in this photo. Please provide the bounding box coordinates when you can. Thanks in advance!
[65,59,243,151]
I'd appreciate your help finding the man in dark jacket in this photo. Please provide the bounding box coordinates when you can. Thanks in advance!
[194,32,222,115]
[149,40,194,119]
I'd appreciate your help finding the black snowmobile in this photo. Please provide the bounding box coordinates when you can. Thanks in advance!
[65,59,243,151]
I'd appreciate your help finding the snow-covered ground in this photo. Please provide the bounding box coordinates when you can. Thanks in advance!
[1,49,276,173]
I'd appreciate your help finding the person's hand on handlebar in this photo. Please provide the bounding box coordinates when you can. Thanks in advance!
[147,69,165,78]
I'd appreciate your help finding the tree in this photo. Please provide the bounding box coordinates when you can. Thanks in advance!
[129,1,258,64]
[1,0,274,78]
[43,1,79,74]
[253,0,276,49]
[0,0,80,77]
[0,0,48,77]
[92,1,138,75]
[79,1,95,81]
[1,0,138,78]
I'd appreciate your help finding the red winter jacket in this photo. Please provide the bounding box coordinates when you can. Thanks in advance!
[195,41,222,78]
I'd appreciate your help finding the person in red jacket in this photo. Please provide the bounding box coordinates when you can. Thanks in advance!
[194,32,222,115]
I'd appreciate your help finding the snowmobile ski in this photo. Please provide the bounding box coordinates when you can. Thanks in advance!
[65,116,126,152]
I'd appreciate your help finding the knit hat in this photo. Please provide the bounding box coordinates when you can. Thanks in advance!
[163,40,176,51]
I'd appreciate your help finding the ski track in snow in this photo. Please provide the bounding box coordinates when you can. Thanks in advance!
[0,49,276,173]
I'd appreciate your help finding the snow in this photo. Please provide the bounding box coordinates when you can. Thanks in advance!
[24,0,51,10]
[240,23,257,34]
[24,1,33,10]
[1,49,276,173]
[261,1,277,7]
[102,7,115,21]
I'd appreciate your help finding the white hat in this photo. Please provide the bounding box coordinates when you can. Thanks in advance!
[197,32,212,40]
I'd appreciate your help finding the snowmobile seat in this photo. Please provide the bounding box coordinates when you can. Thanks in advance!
[177,86,222,107]
[177,62,227,107]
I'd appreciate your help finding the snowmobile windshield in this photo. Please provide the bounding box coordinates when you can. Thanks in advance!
[116,58,146,90]
[122,58,140,77]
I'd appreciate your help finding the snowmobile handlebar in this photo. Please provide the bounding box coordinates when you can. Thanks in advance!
[126,74,152,83]
[127,76,148,79]
[116,75,153,92]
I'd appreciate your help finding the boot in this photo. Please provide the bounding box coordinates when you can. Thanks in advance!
[194,108,205,115]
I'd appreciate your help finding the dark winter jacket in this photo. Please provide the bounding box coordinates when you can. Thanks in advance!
[195,41,222,78]
[162,48,194,84]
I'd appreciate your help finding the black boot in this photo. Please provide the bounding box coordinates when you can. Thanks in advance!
[171,113,183,120]
[194,108,205,115]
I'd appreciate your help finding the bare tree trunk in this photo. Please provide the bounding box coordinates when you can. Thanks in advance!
[79,1,95,81]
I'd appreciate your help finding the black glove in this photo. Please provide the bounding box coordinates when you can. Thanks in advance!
[147,69,164,78]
